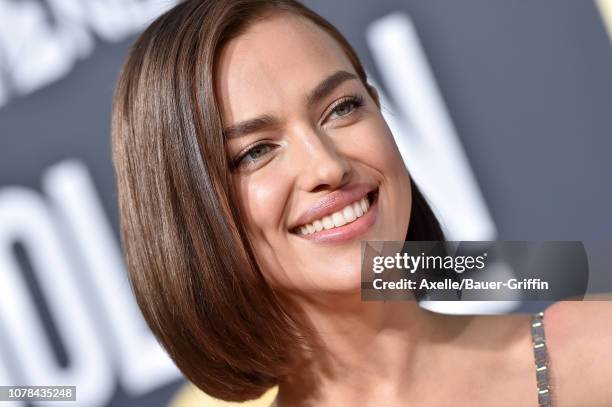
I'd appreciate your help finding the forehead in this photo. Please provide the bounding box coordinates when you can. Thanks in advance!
[215,13,356,124]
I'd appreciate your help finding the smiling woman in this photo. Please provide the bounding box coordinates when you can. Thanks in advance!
[111,1,612,407]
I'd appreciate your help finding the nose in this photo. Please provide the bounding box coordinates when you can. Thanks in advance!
[291,125,351,193]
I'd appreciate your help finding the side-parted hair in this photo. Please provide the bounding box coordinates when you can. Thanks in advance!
[111,0,445,401]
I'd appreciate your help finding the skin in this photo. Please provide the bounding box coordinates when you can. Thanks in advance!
[215,13,612,407]
[217,13,412,300]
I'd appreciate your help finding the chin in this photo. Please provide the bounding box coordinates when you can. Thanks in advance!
[307,260,364,294]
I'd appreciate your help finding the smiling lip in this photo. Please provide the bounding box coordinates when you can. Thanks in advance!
[297,197,377,244]
[290,184,378,244]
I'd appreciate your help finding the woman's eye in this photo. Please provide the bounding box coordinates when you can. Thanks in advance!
[334,102,354,116]
[326,96,364,122]
[234,143,275,169]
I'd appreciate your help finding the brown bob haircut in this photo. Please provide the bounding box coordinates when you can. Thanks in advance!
[112,0,445,401]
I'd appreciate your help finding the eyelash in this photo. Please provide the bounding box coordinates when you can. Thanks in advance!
[232,94,365,170]
[323,94,364,123]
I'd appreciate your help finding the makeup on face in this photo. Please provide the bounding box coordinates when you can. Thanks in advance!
[215,14,412,294]
[291,183,379,244]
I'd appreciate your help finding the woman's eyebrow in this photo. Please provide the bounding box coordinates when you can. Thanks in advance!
[223,70,358,140]
[223,114,277,140]
[306,70,358,107]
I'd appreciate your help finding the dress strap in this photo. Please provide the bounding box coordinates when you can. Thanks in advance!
[531,311,552,406]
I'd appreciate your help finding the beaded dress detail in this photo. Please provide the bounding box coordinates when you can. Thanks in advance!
[531,312,552,407]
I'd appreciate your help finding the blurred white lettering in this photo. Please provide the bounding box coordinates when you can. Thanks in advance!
[367,13,495,241]
[0,187,114,406]
[0,160,180,402]
[0,0,179,107]
[43,160,180,395]
[367,14,517,315]
[0,362,25,406]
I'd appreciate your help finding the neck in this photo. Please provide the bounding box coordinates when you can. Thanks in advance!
[275,293,491,406]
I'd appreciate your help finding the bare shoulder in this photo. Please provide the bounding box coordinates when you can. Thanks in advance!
[544,297,612,343]
[542,299,612,406]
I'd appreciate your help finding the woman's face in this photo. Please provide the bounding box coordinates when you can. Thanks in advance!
[216,13,412,298]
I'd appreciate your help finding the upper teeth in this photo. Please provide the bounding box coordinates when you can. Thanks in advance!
[298,196,371,235]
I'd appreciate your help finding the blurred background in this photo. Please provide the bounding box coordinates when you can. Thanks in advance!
[0,0,611,406]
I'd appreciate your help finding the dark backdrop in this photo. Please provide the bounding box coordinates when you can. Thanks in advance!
[0,1,610,406]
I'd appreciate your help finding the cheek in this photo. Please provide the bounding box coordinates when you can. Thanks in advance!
[234,173,295,288]
[344,115,413,237]
[237,173,288,236]
[344,115,406,177]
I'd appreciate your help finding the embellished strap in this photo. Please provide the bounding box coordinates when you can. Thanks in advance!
[531,311,552,406]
